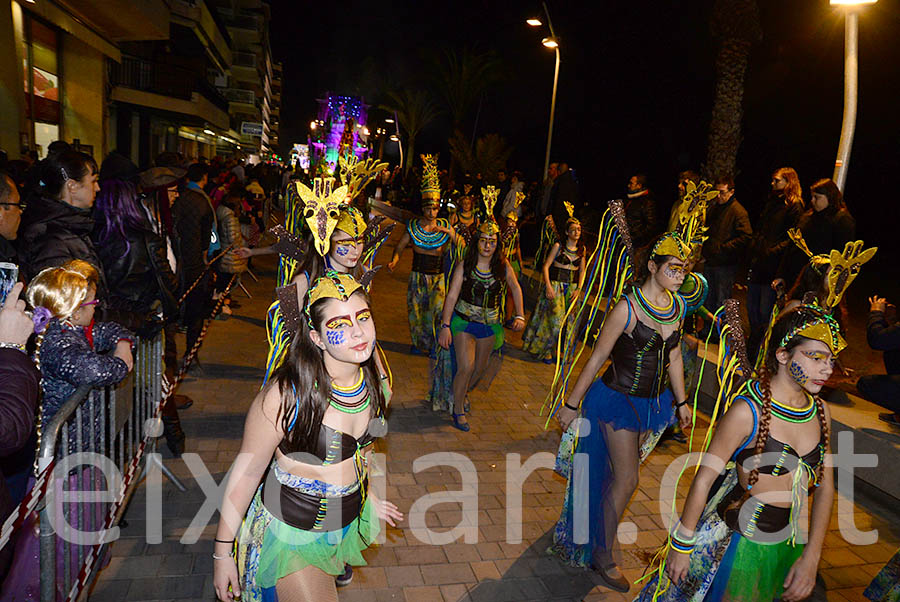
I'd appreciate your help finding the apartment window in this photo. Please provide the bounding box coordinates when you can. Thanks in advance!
[23,18,61,157]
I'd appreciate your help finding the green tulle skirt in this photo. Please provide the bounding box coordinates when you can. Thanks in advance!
[237,486,380,601]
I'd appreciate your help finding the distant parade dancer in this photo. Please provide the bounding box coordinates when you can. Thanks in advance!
[435,186,525,431]
[521,200,585,363]
[387,154,459,355]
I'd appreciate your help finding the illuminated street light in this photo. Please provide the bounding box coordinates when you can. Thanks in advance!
[527,1,561,181]
[203,128,215,135]
[830,0,877,191]
[384,118,394,124]
[310,120,317,130]
[389,134,399,142]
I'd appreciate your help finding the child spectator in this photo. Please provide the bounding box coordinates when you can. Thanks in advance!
[26,259,134,442]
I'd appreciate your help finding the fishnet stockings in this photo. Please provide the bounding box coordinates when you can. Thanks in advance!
[275,565,337,602]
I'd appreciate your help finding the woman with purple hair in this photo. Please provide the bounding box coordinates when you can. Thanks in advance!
[91,152,185,455]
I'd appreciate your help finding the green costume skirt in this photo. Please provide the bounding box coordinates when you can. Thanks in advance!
[407,271,446,354]
[522,280,575,360]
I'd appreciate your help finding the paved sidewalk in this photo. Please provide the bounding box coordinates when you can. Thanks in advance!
[88,242,900,602]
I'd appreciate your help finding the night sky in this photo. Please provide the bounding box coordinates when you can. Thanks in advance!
[269,0,900,262]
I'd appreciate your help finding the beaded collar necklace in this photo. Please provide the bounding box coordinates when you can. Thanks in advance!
[409,219,449,249]
[747,380,817,423]
[330,369,370,414]
[633,285,683,325]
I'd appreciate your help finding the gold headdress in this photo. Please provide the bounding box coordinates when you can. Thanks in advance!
[335,206,367,240]
[294,177,350,256]
[340,154,389,201]
[420,154,441,207]
[506,191,525,222]
[478,185,500,236]
[778,305,847,355]
[564,200,580,226]
[305,270,364,327]
[787,229,877,311]
[652,179,714,261]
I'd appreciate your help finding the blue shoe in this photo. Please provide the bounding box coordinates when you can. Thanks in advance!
[335,564,352,587]
[542,357,554,364]
[451,413,470,432]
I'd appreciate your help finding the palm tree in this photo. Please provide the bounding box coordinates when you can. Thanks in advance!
[449,131,513,182]
[703,0,762,181]
[431,48,504,139]
[380,89,442,177]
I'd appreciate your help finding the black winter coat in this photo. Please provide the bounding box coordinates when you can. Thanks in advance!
[0,236,17,265]
[624,191,659,250]
[93,216,179,331]
[868,310,900,376]
[17,195,106,291]
[777,206,856,286]
[747,192,804,284]
[702,198,752,267]
[171,187,214,290]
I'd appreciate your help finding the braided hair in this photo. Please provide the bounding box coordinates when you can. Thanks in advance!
[735,305,832,502]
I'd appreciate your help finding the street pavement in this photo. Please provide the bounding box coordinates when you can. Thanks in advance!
[88,244,900,602]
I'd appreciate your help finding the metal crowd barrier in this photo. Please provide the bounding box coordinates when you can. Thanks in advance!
[32,334,163,602]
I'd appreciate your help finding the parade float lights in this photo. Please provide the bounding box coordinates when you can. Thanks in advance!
[309,93,370,169]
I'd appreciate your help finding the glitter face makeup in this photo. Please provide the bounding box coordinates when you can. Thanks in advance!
[800,349,836,369]
[789,360,808,387]
[318,296,376,364]
[326,330,345,345]
[663,262,687,280]
[325,316,353,330]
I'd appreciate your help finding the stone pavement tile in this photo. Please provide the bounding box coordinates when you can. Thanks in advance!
[420,562,477,585]
[87,577,131,601]
[156,552,194,576]
[820,566,874,589]
[349,566,388,589]
[385,565,425,587]
[365,545,399,567]
[822,546,867,568]
[475,541,503,560]
[124,575,207,600]
[440,583,470,601]
[470,560,501,582]
[394,545,448,565]
[443,543,482,563]
[403,585,444,602]
[101,554,163,580]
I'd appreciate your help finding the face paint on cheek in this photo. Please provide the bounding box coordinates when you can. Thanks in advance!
[335,244,350,257]
[789,360,809,386]
[353,339,375,361]
[326,330,346,346]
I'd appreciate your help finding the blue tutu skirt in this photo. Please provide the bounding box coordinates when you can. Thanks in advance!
[549,379,675,567]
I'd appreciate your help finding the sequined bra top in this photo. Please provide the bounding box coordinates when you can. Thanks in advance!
[458,268,503,311]
[601,296,681,397]
[732,395,826,475]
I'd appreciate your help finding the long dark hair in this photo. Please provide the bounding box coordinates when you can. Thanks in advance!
[810,178,845,211]
[739,306,831,501]
[36,150,97,200]
[94,180,148,254]
[272,289,386,454]
[463,231,505,280]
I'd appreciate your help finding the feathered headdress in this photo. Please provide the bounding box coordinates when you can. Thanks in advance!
[787,229,876,311]
[420,154,441,207]
[652,180,715,261]
[478,185,500,235]
[340,154,389,201]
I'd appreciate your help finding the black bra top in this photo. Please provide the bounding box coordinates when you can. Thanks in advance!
[732,396,825,475]
[601,301,681,397]
[278,422,376,465]
[554,248,580,267]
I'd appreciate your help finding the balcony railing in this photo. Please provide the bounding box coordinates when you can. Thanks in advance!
[221,87,257,105]
[109,55,229,113]
[232,51,257,68]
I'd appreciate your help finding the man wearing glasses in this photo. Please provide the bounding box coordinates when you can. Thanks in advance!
[0,171,25,265]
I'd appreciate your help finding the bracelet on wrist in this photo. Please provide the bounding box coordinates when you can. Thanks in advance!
[212,552,234,560]
[0,342,27,353]
[214,538,234,544]
[669,522,696,553]
[441,323,451,330]
[564,402,579,411]
[513,315,524,321]
[675,400,688,408]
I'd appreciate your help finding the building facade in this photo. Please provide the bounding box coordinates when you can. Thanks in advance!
[0,0,281,165]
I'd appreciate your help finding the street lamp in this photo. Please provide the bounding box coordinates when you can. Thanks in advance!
[527,2,561,182]
[830,0,877,192]
[310,120,317,130]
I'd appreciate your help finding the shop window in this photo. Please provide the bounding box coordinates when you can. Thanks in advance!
[23,17,60,157]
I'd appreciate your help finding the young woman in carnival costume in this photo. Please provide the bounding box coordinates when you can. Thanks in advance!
[521,200,586,363]
[434,187,526,431]
[264,166,393,388]
[635,238,876,602]
[448,188,480,246]
[213,265,403,601]
[387,154,460,355]
[543,189,712,592]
